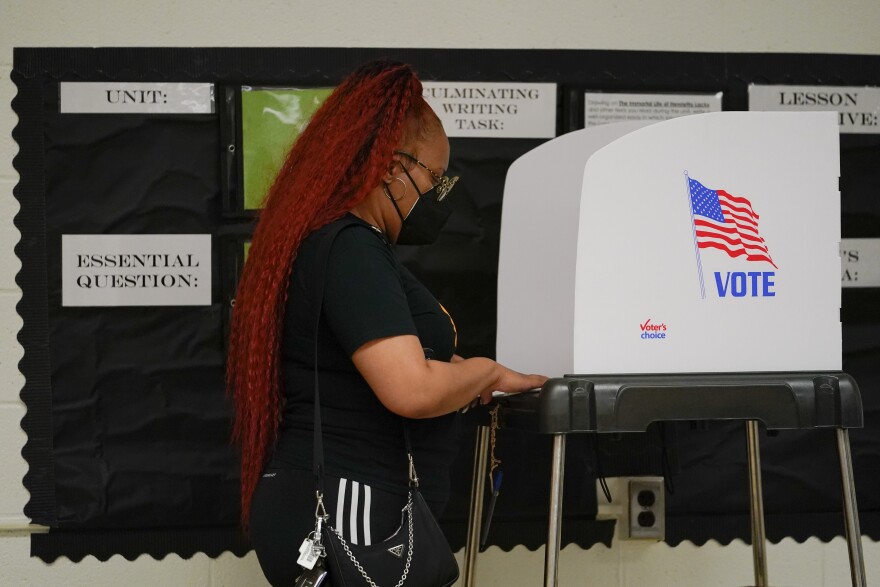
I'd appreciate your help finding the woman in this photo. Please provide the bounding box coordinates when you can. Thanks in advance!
[227,60,547,586]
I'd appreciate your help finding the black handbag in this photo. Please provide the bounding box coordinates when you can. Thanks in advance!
[318,441,459,587]
[300,218,460,587]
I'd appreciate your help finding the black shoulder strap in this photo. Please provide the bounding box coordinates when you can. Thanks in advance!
[310,218,357,494]
[309,218,416,495]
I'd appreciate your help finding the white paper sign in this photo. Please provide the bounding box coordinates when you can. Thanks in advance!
[584,92,722,127]
[422,82,556,138]
[749,85,880,134]
[60,83,214,114]
[62,235,212,307]
[841,238,880,287]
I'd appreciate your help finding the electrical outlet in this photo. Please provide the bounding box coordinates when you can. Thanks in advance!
[628,478,664,540]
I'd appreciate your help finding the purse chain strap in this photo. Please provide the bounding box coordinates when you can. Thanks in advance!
[327,490,415,587]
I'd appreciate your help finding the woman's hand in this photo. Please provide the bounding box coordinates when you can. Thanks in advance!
[352,336,548,419]
[479,366,547,405]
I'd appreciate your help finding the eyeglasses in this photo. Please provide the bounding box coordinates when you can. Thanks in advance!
[394,150,459,201]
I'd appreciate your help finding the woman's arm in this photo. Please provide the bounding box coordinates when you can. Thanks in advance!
[352,334,547,419]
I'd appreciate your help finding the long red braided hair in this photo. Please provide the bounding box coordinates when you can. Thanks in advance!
[227,61,437,528]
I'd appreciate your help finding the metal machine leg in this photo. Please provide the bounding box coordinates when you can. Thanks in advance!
[746,420,768,587]
[544,434,566,587]
[836,429,867,587]
[462,426,490,587]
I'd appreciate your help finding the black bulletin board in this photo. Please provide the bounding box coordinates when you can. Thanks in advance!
[12,47,880,562]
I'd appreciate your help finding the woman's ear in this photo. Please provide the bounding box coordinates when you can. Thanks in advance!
[382,153,403,183]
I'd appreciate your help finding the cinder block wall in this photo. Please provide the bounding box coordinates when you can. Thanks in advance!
[1,1,878,585]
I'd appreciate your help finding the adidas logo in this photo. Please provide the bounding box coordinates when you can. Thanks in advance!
[387,544,404,558]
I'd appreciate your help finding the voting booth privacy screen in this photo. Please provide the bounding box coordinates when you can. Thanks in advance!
[499,112,841,375]
[12,48,880,561]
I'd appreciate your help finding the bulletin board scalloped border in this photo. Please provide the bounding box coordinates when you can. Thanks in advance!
[12,46,880,563]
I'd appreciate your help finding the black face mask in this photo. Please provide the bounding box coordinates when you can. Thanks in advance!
[389,166,453,245]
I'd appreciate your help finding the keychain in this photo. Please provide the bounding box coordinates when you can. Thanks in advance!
[480,404,503,546]
[296,533,323,570]
[294,492,330,587]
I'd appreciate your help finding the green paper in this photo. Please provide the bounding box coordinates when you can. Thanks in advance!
[242,87,333,210]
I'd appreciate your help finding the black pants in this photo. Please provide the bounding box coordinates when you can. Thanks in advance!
[250,467,446,587]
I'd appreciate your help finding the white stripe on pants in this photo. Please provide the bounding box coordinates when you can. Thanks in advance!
[335,478,372,546]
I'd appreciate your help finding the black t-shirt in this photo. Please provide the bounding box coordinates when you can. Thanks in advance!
[271,214,461,502]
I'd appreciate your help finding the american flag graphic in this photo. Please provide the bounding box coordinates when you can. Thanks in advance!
[688,177,777,268]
